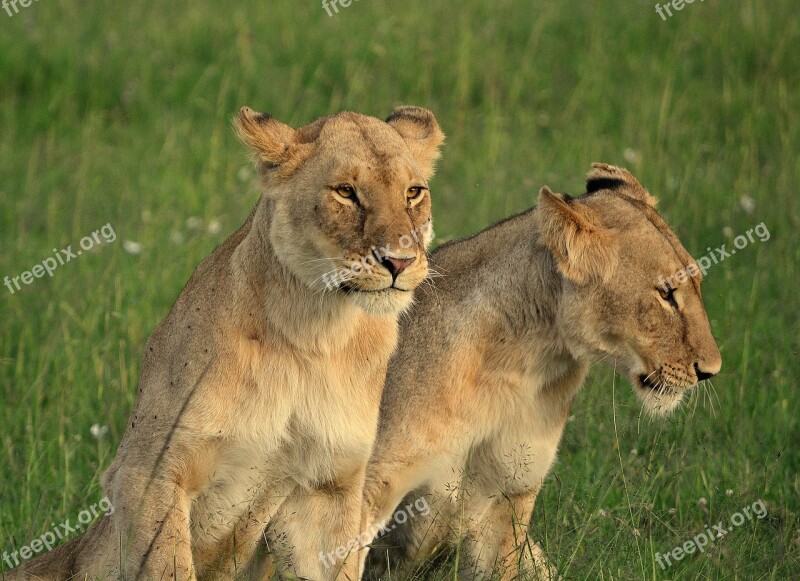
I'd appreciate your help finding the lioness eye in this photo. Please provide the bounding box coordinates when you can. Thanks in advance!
[407,186,427,205]
[658,286,678,308]
[331,184,358,205]
[336,184,356,198]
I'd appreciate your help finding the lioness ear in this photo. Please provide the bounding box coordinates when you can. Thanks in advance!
[586,162,658,206]
[537,186,618,283]
[386,106,445,180]
[234,107,299,169]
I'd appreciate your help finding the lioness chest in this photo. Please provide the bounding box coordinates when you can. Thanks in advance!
[453,345,588,495]
[189,322,395,544]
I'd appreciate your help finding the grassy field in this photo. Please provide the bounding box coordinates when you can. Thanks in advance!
[1,0,798,578]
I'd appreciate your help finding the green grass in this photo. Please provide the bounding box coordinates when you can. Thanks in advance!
[1,0,798,578]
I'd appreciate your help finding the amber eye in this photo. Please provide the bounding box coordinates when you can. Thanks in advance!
[336,184,356,198]
[658,286,678,308]
[407,186,427,206]
[331,184,358,204]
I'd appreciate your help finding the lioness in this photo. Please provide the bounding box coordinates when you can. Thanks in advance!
[12,106,444,580]
[360,164,721,580]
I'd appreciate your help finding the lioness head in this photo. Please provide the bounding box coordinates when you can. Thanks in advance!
[235,106,444,314]
[538,163,721,415]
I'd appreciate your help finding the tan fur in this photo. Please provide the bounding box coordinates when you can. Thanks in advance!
[360,164,721,580]
[10,106,444,581]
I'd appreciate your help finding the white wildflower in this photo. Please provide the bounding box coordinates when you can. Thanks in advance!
[123,240,142,255]
[90,424,109,439]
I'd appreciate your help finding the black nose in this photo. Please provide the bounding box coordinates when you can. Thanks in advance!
[381,256,416,279]
[694,363,716,381]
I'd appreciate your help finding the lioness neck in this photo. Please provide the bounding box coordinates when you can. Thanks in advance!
[429,207,586,393]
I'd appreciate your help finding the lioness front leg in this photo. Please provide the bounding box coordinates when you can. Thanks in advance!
[268,468,367,581]
[111,466,195,580]
[458,486,556,581]
[359,448,466,581]
[363,485,455,581]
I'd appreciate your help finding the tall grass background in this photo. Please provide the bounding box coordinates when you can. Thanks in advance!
[1,0,798,578]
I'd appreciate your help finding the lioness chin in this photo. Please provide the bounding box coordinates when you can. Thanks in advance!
[11,106,444,581]
[360,164,721,580]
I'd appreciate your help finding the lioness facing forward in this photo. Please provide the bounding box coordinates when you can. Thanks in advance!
[13,106,444,580]
[360,164,721,580]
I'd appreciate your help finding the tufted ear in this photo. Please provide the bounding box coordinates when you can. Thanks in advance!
[234,107,315,178]
[537,186,618,283]
[586,162,657,206]
[386,106,445,181]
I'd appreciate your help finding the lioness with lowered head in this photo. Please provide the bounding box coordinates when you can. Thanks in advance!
[360,164,721,580]
[11,106,444,580]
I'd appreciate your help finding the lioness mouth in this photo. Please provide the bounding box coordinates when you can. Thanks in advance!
[340,284,407,293]
[639,374,668,392]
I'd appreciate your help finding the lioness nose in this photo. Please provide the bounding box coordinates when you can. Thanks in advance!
[381,256,416,279]
[694,362,719,381]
